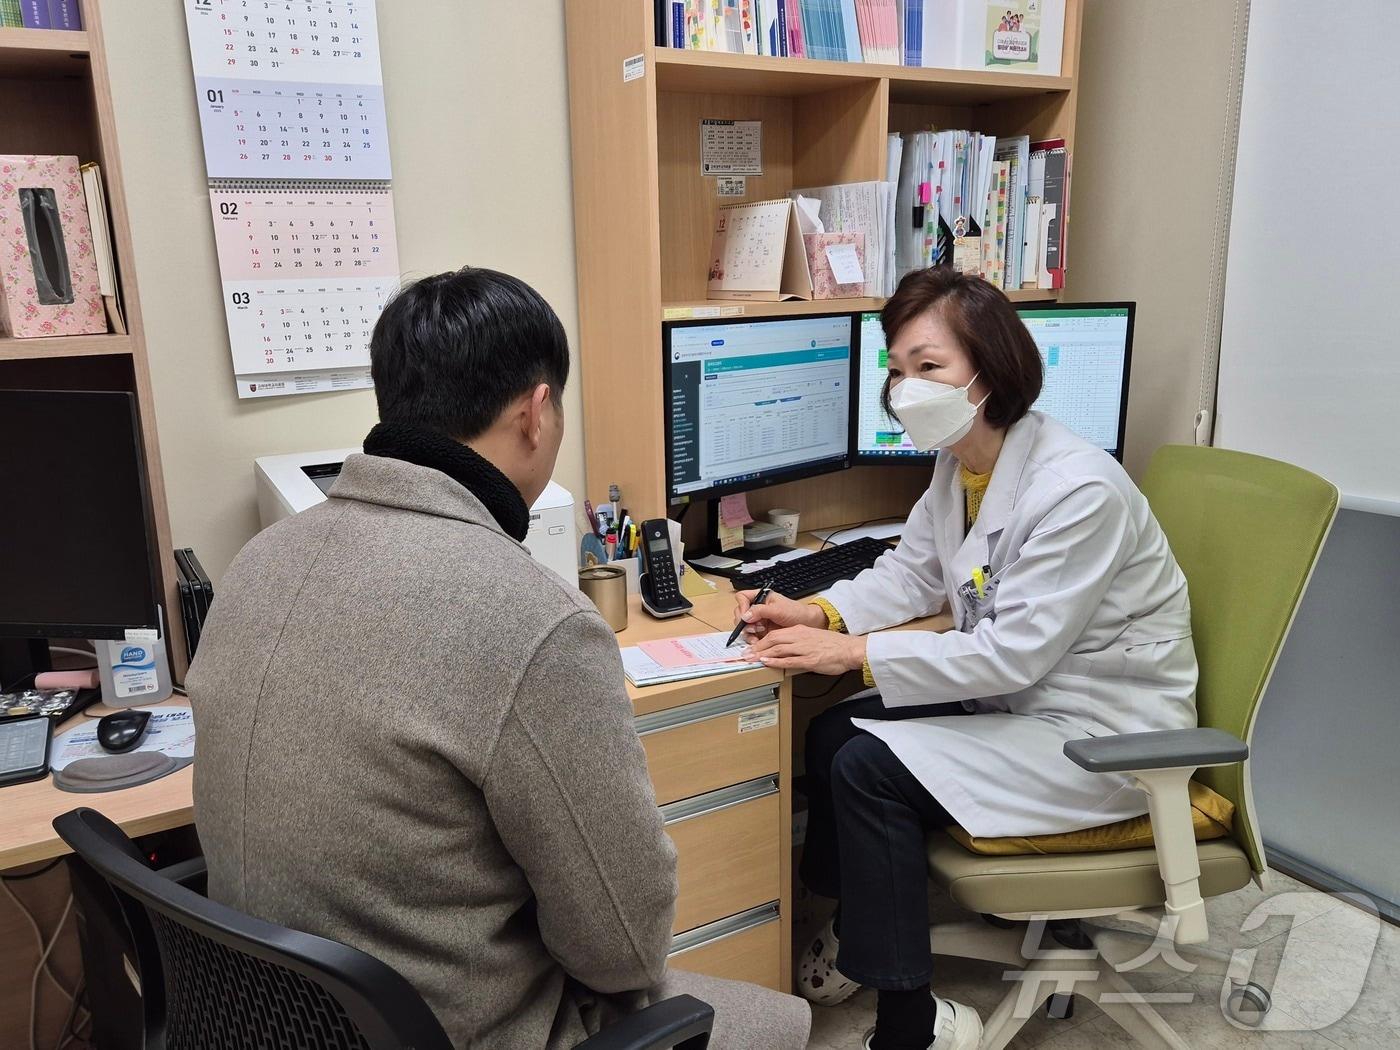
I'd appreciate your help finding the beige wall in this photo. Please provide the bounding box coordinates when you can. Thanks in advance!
[101,1,585,581]
[1070,0,1246,478]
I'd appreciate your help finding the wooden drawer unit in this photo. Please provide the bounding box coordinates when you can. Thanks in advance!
[669,903,782,989]
[636,686,780,806]
[662,777,781,934]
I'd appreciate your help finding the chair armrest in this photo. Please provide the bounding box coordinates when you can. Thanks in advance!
[1063,728,1248,946]
[574,994,714,1050]
[156,856,208,893]
[1064,727,1247,773]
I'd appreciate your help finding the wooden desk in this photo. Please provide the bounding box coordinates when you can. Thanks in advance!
[0,699,193,870]
[0,529,945,1007]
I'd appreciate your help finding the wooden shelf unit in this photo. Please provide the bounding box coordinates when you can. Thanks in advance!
[0,332,132,360]
[0,2,186,677]
[0,26,91,76]
[565,1,1084,533]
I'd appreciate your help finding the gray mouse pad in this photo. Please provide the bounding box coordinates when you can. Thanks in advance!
[53,752,191,793]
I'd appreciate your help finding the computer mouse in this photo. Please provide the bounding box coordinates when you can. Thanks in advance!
[97,710,152,754]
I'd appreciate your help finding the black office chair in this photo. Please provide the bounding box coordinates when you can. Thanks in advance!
[54,808,713,1050]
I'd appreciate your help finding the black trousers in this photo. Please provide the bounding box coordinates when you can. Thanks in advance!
[799,695,970,990]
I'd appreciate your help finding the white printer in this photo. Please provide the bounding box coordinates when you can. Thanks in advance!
[254,447,579,586]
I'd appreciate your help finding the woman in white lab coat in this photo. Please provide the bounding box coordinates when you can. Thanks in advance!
[737,269,1197,1050]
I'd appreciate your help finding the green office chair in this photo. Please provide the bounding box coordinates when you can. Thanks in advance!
[921,445,1339,1050]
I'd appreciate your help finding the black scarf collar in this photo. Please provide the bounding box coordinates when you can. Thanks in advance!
[363,421,530,542]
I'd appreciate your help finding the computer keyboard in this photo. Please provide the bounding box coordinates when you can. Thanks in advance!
[734,536,894,599]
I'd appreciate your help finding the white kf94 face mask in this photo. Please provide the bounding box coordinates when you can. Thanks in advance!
[888,373,989,452]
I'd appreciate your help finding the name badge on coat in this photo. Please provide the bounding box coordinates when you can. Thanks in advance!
[956,565,1001,631]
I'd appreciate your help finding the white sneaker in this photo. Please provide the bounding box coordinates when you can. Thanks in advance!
[796,915,861,1006]
[861,995,983,1050]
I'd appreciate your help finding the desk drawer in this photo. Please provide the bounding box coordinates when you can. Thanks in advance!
[663,777,781,934]
[669,903,782,990]
[637,686,780,806]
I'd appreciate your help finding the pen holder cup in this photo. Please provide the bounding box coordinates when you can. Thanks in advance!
[578,565,629,633]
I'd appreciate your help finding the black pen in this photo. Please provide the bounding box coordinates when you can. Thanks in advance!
[727,583,773,648]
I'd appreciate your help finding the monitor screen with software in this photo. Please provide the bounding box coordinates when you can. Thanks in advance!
[853,302,1134,461]
[0,390,161,639]
[664,314,852,502]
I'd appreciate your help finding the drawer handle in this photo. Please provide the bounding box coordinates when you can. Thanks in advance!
[670,902,780,956]
[635,686,780,735]
[660,775,779,825]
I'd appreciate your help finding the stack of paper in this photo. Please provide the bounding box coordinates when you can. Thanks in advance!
[893,129,1065,292]
[621,631,765,687]
[895,129,990,280]
[789,181,897,297]
[993,136,1030,290]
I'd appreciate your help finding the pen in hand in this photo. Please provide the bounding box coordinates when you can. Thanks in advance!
[727,583,773,648]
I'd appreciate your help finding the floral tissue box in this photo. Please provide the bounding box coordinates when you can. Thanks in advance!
[0,155,105,339]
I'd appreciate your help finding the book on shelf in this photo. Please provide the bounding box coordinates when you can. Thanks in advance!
[785,0,805,56]
[79,162,126,335]
[799,0,859,63]
[855,0,899,64]
[656,0,1064,74]
[893,129,1068,292]
[47,0,80,29]
[3,0,80,29]
[18,0,47,27]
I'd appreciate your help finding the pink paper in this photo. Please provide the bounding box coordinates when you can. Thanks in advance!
[719,492,754,527]
[637,638,715,670]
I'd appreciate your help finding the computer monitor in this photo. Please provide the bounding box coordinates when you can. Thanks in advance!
[851,302,1134,461]
[1018,303,1134,461]
[0,390,161,641]
[852,310,922,459]
[664,314,852,502]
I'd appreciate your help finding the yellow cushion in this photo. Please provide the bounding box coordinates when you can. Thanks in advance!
[947,781,1235,856]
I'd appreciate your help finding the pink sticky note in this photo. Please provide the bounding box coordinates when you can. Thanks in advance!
[719,492,754,527]
[638,638,710,669]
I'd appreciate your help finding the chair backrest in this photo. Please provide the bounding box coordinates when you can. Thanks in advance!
[1141,445,1337,874]
[53,807,452,1050]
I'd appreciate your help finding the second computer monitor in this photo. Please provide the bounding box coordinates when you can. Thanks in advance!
[664,314,852,503]
[853,302,1135,461]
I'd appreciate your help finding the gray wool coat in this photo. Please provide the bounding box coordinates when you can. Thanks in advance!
[187,453,809,1049]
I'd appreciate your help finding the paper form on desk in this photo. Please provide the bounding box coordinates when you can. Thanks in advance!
[622,632,765,686]
[639,632,753,669]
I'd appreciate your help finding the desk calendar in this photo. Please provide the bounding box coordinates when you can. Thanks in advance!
[210,182,399,397]
[185,0,391,180]
[706,199,814,301]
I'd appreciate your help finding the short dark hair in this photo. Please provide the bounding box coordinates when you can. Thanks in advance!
[879,268,1042,430]
[370,267,569,441]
